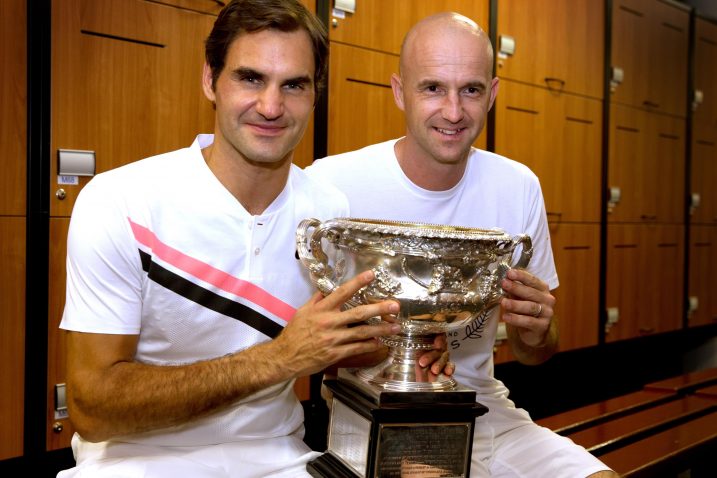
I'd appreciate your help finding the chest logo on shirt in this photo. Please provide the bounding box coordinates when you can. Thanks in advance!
[129,218,295,339]
[448,308,491,350]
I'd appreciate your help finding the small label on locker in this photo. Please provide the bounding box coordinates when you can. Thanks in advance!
[58,175,79,185]
[332,8,345,19]
[334,0,355,13]
[54,409,69,420]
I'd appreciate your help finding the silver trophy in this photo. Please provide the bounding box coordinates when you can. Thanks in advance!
[297,218,533,478]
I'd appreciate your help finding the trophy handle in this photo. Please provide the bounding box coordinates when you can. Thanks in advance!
[511,234,533,269]
[296,218,340,295]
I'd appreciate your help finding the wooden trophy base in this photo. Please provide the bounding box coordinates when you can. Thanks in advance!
[307,377,488,478]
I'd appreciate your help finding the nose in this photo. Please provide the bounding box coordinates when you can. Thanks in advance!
[442,91,464,123]
[256,85,284,120]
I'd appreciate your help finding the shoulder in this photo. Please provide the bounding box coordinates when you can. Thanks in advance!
[468,148,542,193]
[290,165,350,215]
[307,139,399,175]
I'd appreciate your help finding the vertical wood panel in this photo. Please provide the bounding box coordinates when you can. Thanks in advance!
[0,0,27,216]
[693,17,717,129]
[688,225,717,328]
[0,217,26,460]
[549,223,600,351]
[0,0,26,461]
[47,219,73,450]
[494,80,602,223]
[496,0,604,99]
[328,0,489,55]
[50,0,216,217]
[611,0,688,117]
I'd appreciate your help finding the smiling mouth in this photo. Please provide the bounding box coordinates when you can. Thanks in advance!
[435,127,465,136]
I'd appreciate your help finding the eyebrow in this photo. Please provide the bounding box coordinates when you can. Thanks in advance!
[416,78,487,90]
[231,67,312,87]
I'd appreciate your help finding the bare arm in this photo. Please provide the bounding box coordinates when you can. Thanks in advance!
[500,268,558,365]
[66,270,400,442]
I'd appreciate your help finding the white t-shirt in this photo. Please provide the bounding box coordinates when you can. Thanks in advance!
[306,138,558,401]
[303,141,620,478]
[61,134,349,447]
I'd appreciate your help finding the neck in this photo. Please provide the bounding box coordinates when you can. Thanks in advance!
[201,143,291,215]
[394,138,468,191]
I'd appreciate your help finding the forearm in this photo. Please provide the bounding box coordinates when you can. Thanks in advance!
[506,317,558,366]
[68,339,291,442]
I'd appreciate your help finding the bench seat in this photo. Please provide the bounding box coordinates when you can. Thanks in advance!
[643,367,717,394]
[597,410,717,477]
[535,389,676,435]
[565,395,716,454]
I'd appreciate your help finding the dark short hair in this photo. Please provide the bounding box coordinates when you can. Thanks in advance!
[205,0,328,96]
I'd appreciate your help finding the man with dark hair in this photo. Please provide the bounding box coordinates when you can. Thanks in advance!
[57,1,402,476]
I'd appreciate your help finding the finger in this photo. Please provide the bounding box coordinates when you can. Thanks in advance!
[418,349,443,367]
[501,277,552,304]
[505,268,548,292]
[430,351,450,375]
[318,270,376,310]
[501,297,553,320]
[432,333,448,352]
[331,338,389,362]
[337,321,400,344]
[338,300,400,327]
[443,361,455,376]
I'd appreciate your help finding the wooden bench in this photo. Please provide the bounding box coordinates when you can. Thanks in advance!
[694,383,717,399]
[535,389,676,435]
[536,367,717,477]
[598,410,717,477]
[564,395,716,455]
[643,367,717,394]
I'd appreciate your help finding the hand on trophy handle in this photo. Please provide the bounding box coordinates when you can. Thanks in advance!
[500,268,558,365]
[274,270,402,378]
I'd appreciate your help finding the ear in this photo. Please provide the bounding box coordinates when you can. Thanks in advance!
[390,73,406,112]
[202,62,217,103]
[487,76,499,111]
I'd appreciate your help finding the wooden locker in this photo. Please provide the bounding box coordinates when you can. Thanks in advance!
[688,225,717,328]
[327,42,405,155]
[496,0,604,99]
[605,224,684,343]
[608,103,685,224]
[47,219,73,450]
[50,0,217,217]
[494,79,602,223]
[549,223,600,351]
[0,0,27,461]
[0,217,26,460]
[328,0,489,56]
[611,0,689,117]
[690,119,717,226]
[1,0,27,217]
[693,17,717,130]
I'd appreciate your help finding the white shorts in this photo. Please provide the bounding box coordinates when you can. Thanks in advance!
[471,399,613,478]
[57,432,321,478]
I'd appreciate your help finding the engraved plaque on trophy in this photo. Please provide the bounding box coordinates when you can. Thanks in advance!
[296,218,532,478]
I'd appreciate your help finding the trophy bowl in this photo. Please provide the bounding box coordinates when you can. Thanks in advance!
[296,218,532,392]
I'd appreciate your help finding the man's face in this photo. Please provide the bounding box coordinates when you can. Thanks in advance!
[392,27,498,166]
[202,29,315,165]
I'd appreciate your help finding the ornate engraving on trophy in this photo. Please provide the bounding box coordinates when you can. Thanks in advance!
[296,218,532,391]
[297,218,533,478]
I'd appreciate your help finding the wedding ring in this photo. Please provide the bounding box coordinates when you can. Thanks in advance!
[533,303,543,318]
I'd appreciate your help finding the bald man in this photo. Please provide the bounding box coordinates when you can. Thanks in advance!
[306,12,618,478]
